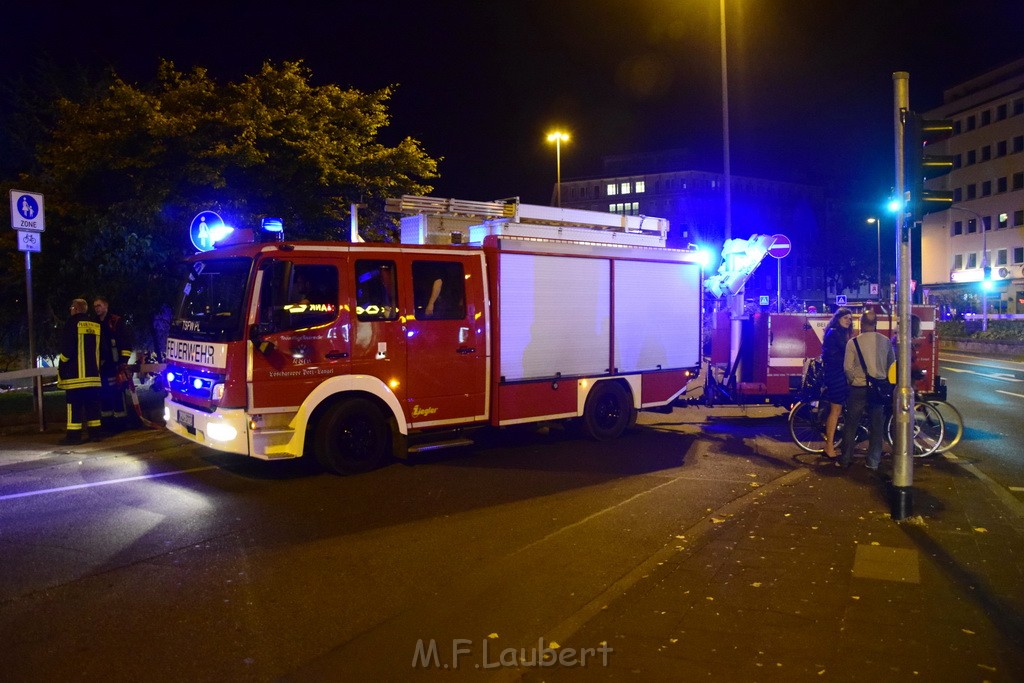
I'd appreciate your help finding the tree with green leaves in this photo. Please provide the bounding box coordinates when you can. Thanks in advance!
[1,60,438,358]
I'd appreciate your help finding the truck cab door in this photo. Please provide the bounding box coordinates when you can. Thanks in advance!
[402,253,487,426]
[248,258,350,411]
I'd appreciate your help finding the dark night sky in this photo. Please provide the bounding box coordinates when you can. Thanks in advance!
[4,0,1024,209]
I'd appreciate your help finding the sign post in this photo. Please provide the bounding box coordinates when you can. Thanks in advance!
[10,190,46,431]
[767,233,792,313]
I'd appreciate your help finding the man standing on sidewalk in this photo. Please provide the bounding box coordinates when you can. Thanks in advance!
[841,309,895,471]
[93,295,134,432]
[57,298,107,445]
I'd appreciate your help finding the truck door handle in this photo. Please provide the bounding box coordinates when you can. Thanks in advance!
[457,347,476,354]
[325,350,349,359]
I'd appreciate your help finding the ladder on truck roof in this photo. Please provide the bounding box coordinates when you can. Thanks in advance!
[385,195,670,248]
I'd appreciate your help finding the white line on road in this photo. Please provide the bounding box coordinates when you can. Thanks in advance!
[940,366,1023,382]
[996,389,1024,399]
[0,465,219,502]
[941,354,1024,371]
[1009,487,1024,492]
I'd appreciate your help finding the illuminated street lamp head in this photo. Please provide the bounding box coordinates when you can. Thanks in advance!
[546,131,570,143]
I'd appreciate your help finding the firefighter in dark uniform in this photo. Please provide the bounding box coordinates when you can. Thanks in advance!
[58,298,107,444]
[93,295,134,432]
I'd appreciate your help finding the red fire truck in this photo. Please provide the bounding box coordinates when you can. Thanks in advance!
[702,304,943,407]
[164,197,704,473]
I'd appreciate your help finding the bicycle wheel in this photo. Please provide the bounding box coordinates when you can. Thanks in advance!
[886,401,944,457]
[789,401,845,454]
[930,400,964,453]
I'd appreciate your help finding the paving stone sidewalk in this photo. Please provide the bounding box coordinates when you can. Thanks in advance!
[527,456,1024,682]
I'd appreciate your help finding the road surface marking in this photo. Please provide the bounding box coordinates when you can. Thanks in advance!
[1009,487,1024,492]
[0,465,219,502]
[940,366,1023,382]
[996,390,1024,399]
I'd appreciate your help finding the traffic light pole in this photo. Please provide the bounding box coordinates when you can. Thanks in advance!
[892,71,914,520]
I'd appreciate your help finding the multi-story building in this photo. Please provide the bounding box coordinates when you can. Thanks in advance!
[556,149,830,307]
[921,57,1024,316]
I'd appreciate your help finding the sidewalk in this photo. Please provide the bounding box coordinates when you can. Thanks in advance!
[0,385,166,436]
[527,455,1024,681]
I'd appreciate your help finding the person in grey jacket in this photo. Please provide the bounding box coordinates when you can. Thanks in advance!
[841,309,896,470]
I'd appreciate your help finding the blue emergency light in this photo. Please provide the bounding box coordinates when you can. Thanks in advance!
[262,217,284,241]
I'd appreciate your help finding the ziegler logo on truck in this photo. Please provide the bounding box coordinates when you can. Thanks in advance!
[166,338,228,369]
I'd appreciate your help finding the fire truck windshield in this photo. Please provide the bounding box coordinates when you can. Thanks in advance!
[171,257,253,341]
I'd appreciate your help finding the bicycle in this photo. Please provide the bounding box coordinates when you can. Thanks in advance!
[927,398,964,453]
[788,360,946,458]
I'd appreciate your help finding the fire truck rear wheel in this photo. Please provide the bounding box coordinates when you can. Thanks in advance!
[314,398,390,474]
[582,381,634,441]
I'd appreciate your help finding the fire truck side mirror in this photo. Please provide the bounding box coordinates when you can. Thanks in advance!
[250,323,276,355]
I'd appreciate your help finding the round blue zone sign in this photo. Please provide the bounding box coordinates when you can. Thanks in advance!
[190,211,225,252]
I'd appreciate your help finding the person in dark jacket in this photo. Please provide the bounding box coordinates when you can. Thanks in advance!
[58,298,107,444]
[821,307,853,459]
[93,295,134,431]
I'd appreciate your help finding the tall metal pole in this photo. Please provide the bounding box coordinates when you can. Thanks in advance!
[721,0,741,377]
[26,251,44,431]
[981,222,989,330]
[876,219,882,299]
[777,257,782,313]
[892,71,914,520]
[555,137,562,208]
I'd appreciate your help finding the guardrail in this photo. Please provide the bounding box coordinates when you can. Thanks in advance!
[0,363,167,384]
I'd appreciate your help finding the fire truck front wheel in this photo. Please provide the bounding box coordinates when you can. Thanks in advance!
[314,398,391,475]
[582,381,635,441]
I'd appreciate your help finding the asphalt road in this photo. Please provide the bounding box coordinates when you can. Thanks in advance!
[0,406,795,681]
[0,353,1018,681]
[937,352,1024,496]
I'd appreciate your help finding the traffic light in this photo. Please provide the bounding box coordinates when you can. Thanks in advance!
[982,266,993,290]
[904,111,955,220]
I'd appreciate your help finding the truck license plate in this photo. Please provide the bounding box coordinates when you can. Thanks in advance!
[177,410,194,428]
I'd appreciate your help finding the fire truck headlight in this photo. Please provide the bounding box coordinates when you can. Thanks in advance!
[166,371,176,383]
[212,383,225,402]
[207,422,237,442]
[163,406,170,422]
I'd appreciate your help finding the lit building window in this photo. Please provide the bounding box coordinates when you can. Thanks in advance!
[608,203,616,212]
[607,184,617,196]
[620,182,631,194]
[635,181,646,193]
[999,213,1008,229]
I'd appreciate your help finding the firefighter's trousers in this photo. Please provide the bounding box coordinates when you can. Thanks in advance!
[100,375,128,426]
[66,387,102,435]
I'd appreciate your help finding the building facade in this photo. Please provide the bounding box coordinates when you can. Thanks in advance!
[556,150,830,308]
[921,57,1024,316]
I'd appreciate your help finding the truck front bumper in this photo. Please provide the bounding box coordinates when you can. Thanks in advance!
[164,398,250,456]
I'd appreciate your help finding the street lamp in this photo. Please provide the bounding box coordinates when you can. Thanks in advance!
[545,131,569,207]
[867,217,881,301]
